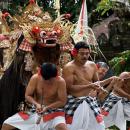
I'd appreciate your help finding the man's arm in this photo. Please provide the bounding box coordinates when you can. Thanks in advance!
[114,79,130,99]
[25,74,39,107]
[62,65,99,93]
[97,79,115,102]
[92,63,99,82]
[99,76,117,87]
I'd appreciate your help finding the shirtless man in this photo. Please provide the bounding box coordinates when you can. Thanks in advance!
[96,62,109,80]
[118,72,130,129]
[2,62,69,130]
[101,72,130,116]
[101,72,130,130]
[62,42,110,97]
[96,62,115,103]
[113,71,130,99]
[62,41,106,126]
[63,41,99,97]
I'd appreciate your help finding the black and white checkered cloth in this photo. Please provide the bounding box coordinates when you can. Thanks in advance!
[22,103,64,115]
[64,95,101,118]
[44,108,64,115]
[102,93,122,112]
[122,98,130,104]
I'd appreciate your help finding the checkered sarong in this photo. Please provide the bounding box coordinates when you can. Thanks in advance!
[122,98,130,104]
[19,103,64,115]
[44,108,64,115]
[102,93,122,112]
[64,95,101,118]
[18,104,64,122]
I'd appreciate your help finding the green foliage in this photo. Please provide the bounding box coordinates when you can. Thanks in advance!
[60,0,82,23]
[8,0,28,15]
[96,0,114,15]
[7,0,100,23]
[109,50,130,75]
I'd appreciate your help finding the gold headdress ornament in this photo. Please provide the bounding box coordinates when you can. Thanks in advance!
[29,13,74,50]
[16,0,45,46]
[17,0,43,27]
[13,0,73,52]
[0,11,11,49]
[21,11,54,46]
[0,11,10,34]
[21,0,42,23]
[54,14,74,51]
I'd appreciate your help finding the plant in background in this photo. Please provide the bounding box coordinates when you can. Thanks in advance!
[6,0,100,23]
[109,50,130,75]
[96,0,115,15]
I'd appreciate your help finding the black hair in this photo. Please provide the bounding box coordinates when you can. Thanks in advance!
[74,41,90,50]
[41,63,57,80]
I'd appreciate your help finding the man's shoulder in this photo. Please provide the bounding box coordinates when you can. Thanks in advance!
[56,76,66,86]
[63,61,75,69]
[31,73,39,80]
[57,76,65,82]
[86,60,95,64]
[62,62,75,74]
[86,60,96,67]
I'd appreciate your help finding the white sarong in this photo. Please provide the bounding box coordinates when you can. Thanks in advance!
[104,100,126,130]
[123,101,130,121]
[68,100,105,130]
[4,113,65,130]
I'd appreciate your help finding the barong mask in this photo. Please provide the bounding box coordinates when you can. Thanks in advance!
[30,25,61,48]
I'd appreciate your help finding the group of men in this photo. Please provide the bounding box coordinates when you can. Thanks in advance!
[1,41,130,130]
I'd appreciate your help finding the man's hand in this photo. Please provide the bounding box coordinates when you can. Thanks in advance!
[113,76,123,82]
[89,82,101,90]
[89,90,98,97]
[36,103,42,114]
[98,90,109,102]
[39,106,48,114]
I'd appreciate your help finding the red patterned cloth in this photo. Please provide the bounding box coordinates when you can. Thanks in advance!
[19,39,32,52]
[60,42,74,51]
[18,112,30,120]
[43,111,65,122]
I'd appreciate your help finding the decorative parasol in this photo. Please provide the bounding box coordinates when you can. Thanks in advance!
[71,0,107,62]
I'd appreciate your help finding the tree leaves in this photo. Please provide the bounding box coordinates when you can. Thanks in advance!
[109,50,130,75]
[96,0,114,15]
